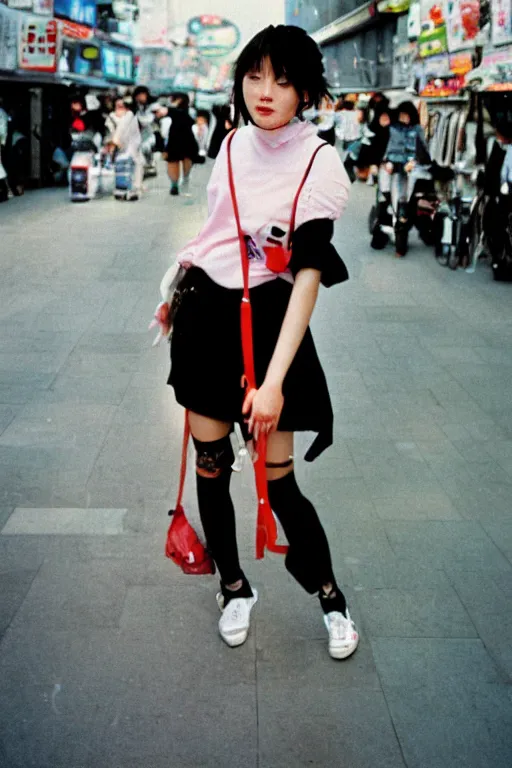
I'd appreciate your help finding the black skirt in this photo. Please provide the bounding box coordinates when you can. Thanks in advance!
[168,268,334,461]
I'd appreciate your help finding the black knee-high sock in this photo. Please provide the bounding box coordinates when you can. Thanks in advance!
[193,435,245,588]
[268,471,347,614]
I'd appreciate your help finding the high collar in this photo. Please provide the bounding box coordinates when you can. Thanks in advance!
[250,118,317,149]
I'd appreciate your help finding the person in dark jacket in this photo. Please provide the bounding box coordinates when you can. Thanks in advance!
[208,104,233,160]
[384,101,430,170]
[358,106,392,170]
[165,93,198,196]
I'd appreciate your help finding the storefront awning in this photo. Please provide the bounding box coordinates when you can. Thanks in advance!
[311,2,375,46]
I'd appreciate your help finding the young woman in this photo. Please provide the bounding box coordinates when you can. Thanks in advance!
[164,93,198,196]
[161,25,359,660]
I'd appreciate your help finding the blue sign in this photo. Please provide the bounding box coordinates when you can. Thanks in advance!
[101,42,134,83]
[54,0,96,27]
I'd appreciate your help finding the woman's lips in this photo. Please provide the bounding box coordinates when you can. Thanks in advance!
[256,106,274,116]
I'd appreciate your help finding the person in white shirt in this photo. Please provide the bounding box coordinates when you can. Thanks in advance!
[192,110,210,163]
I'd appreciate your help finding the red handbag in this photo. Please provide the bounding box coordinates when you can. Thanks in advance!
[165,413,216,575]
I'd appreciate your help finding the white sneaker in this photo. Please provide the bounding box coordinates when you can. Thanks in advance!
[324,609,359,660]
[216,589,258,648]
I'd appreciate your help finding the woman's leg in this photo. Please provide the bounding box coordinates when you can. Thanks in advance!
[182,157,193,176]
[181,157,193,195]
[189,411,250,594]
[266,431,347,614]
[167,161,180,194]
[189,411,256,647]
[266,431,359,658]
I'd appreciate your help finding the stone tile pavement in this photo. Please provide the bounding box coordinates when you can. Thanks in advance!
[0,165,511,767]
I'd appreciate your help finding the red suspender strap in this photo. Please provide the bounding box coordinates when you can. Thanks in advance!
[287,141,328,249]
[227,129,289,559]
[174,409,190,512]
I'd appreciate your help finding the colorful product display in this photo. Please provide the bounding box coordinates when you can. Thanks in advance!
[404,0,512,94]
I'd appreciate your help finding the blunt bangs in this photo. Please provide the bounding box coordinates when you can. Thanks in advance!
[232,25,330,125]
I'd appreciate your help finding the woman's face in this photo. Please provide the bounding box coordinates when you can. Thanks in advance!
[399,111,411,125]
[115,100,127,115]
[242,56,302,130]
[379,112,391,128]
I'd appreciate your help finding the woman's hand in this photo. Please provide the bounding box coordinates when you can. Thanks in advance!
[149,301,171,346]
[385,162,394,174]
[242,382,284,441]
[405,159,416,173]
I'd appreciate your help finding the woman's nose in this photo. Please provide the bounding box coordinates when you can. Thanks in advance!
[260,78,273,101]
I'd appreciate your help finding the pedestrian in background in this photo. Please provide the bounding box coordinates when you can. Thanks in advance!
[207,104,233,159]
[192,109,210,164]
[316,95,336,145]
[105,96,144,199]
[165,92,198,196]
[158,24,359,660]
[335,99,362,152]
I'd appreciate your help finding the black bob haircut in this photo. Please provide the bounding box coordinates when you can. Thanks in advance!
[396,101,420,126]
[232,25,330,125]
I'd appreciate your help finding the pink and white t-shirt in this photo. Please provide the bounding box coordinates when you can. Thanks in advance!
[176,119,350,289]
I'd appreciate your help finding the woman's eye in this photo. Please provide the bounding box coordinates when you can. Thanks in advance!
[248,74,261,81]
[277,80,290,87]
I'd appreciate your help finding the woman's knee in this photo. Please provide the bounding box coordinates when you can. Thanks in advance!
[193,434,234,479]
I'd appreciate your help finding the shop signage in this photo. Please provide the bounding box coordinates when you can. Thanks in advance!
[418,1,449,57]
[423,50,451,75]
[420,72,466,94]
[59,19,93,40]
[58,35,101,77]
[420,51,467,92]
[408,1,422,37]
[472,43,512,87]
[0,4,18,71]
[138,0,168,46]
[101,42,134,83]
[446,0,483,51]
[54,0,96,28]
[135,47,173,87]
[187,15,240,58]
[449,50,474,73]
[19,14,57,71]
[492,0,512,46]
[378,0,410,11]
[6,0,52,11]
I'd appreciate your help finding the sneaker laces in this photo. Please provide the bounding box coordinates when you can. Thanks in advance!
[225,599,244,623]
[327,611,352,641]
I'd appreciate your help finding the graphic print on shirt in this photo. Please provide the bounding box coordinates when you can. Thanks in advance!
[244,235,264,261]
[260,221,291,273]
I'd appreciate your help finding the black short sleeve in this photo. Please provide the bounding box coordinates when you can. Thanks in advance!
[289,219,349,287]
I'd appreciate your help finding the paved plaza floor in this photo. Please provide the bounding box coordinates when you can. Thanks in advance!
[0,165,511,768]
